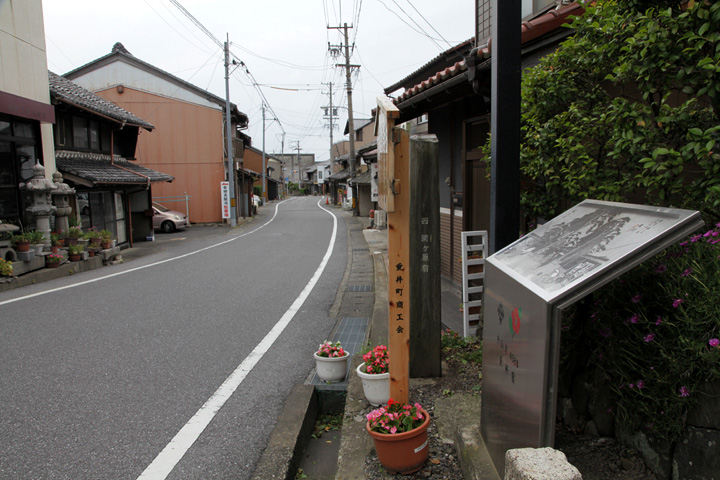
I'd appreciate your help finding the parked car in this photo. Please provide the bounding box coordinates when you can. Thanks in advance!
[152,202,188,233]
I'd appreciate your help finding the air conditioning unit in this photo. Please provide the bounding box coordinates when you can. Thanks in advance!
[375,210,387,229]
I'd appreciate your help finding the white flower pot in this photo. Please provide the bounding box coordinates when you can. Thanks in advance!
[314,352,350,382]
[356,362,390,406]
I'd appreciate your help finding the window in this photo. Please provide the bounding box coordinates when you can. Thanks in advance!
[56,114,111,153]
[73,116,89,148]
[0,115,40,219]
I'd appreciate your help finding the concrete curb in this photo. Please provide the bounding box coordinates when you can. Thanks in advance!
[0,255,104,292]
[250,384,318,480]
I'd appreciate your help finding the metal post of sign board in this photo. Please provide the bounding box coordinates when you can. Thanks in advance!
[480,200,704,475]
[461,230,487,338]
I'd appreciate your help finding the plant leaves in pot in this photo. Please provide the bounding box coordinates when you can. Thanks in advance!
[313,340,349,383]
[366,399,430,474]
[356,344,390,405]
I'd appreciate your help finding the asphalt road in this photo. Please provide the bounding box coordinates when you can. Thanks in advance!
[0,196,348,479]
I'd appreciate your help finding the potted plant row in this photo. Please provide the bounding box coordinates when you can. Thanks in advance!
[0,258,12,277]
[313,340,350,382]
[45,253,63,268]
[67,244,84,262]
[12,233,30,252]
[356,344,390,405]
[366,398,430,474]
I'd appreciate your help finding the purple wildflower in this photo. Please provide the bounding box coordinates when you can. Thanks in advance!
[681,268,692,277]
[691,234,702,243]
[644,333,655,342]
[630,314,640,324]
[637,380,645,389]
[655,264,668,274]
[655,316,662,326]
[679,386,690,397]
[709,338,720,348]
[673,299,683,308]
[631,294,642,303]
[679,241,688,247]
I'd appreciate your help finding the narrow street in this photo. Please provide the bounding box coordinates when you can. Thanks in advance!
[0,196,348,480]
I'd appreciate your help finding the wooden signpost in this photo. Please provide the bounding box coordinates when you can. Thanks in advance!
[376,96,410,403]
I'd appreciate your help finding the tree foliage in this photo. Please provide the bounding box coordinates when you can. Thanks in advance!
[519,0,720,223]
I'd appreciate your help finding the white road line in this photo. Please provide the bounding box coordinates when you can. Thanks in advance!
[136,198,337,479]
[0,201,287,308]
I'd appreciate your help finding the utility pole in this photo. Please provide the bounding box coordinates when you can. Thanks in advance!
[329,23,360,215]
[262,103,267,201]
[289,141,301,186]
[224,34,237,226]
[322,82,339,165]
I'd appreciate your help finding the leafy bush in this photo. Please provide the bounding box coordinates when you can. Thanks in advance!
[587,225,720,439]
[516,0,720,224]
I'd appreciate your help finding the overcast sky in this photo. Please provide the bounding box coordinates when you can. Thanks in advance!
[41,0,473,164]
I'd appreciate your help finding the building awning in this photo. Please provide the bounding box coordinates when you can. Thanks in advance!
[56,152,173,187]
[327,167,351,181]
[349,170,372,186]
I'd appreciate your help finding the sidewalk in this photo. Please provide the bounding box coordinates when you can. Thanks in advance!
[252,211,497,480]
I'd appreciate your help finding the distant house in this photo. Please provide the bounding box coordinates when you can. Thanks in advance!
[243,146,284,201]
[49,71,173,244]
[384,0,583,286]
[272,153,316,190]
[63,43,250,223]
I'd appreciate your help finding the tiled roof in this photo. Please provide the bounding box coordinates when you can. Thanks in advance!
[64,43,248,127]
[56,151,173,185]
[48,71,154,130]
[389,2,584,106]
[349,170,372,186]
[327,167,351,181]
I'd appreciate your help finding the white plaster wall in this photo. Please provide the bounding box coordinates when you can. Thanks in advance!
[0,0,54,178]
[0,0,50,103]
[70,61,222,112]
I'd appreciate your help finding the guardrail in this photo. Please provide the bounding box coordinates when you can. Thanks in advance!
[153,193,191,223]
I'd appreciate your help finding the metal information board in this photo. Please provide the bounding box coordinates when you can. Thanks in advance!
[480,200,703,475]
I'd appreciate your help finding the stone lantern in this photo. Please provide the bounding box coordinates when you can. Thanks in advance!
[19,163,57,246]
[51,171,76,236]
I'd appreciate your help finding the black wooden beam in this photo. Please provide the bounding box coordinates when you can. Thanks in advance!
[489,0,521,254]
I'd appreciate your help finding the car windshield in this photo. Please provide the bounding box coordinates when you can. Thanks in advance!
[153,203,170,212]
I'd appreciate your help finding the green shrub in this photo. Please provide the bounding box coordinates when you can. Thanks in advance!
[587,225,720,439]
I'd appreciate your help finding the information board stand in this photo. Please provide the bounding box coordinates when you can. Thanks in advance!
[480,200,703,475]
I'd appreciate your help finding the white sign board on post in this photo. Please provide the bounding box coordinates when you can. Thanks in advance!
[220,181,230,219]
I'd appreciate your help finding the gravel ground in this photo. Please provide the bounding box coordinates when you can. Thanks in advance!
[362,343,658,480]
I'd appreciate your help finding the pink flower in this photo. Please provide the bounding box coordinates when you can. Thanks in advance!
[673,299,683,308]
[679,386,690,397]
[709,338,720,348]
[644,333,654,342]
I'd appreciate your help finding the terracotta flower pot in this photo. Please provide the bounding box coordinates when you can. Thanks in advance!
[69,254,82,262]
[101,241,112,249]
[45,260,61,268]
[15,240,30,252]
[366,408,430,474]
